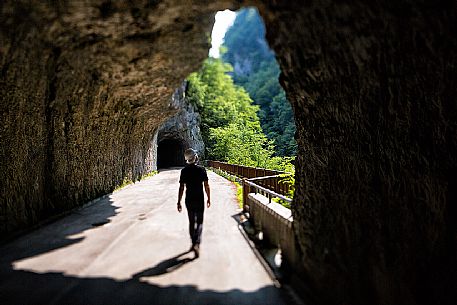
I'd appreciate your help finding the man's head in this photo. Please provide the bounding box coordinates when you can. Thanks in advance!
[184,148,198,164]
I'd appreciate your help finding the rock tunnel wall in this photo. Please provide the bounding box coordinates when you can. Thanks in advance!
[0,0,230,236]
[1,1,456,304]
[258,1,457,304]
[157,80,205,168]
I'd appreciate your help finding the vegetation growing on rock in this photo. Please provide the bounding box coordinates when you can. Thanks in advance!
[221,8,296,157]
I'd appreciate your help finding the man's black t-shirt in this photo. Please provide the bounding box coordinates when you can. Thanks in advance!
[179,164,208,211]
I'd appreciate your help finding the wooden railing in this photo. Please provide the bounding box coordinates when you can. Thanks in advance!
[243,177,292,208]
[206,160,292,197]
[207,160,282,178]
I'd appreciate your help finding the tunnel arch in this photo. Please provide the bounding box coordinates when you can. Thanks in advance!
[0,2,456,305]
[157,138,185,169]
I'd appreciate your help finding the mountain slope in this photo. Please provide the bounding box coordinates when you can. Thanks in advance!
[221,8,296,156]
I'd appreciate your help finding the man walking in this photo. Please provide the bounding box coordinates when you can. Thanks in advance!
[177,148,211,258]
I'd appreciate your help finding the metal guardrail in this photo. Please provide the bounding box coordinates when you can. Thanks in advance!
[208,160,300,272]
[207,160,284,177]
[243,178,292,210]
[207,160,292,197]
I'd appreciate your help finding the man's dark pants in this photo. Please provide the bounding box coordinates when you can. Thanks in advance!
[187,208,204,245]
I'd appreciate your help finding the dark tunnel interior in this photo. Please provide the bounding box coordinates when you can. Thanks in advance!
[157,139,185,168]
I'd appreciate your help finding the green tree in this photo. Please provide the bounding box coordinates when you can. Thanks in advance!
[221,8,297,156]
[186,58,292,171]
[187,58,258,145]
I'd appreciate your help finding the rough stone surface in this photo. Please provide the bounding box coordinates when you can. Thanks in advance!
[1,1,456,305]
[258,1,457,304]
[0,0,235,236]
[158,81,205,160]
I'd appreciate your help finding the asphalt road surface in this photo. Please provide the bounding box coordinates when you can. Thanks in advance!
[0,168,287,305]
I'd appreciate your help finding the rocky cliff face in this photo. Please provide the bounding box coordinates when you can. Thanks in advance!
[157,81,205,165]
[258,1,457,304]
[1,1,456,304]
[0,0,232,235]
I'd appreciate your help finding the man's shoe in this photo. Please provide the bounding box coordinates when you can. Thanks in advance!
[194,244,200,258]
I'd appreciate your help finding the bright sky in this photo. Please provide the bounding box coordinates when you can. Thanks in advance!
[209,10,237,58]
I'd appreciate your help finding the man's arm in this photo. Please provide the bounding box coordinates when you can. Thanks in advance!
[177,183,185,212]
[204,180,211,208]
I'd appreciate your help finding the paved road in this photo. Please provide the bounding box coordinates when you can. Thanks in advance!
[0,169,287,305]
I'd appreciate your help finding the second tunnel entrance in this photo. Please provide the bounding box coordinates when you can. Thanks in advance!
[157,139,185,168]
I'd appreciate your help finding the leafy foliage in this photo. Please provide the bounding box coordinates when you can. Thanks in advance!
[279,162,295,198]
[221,8,297,156]
[186,58,292,171]
[187,58,258,144]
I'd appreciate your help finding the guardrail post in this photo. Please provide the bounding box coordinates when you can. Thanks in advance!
[242,178,249,213]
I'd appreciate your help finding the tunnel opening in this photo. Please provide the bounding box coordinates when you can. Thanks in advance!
[192,6,297,164]
[157,139,185,169]
[181,3,300,292]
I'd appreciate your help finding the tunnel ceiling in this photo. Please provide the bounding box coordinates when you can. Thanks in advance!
[1,1,457,305]
[0,0,238,228]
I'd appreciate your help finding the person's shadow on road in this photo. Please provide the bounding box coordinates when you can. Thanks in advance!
[132,250,196,279]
